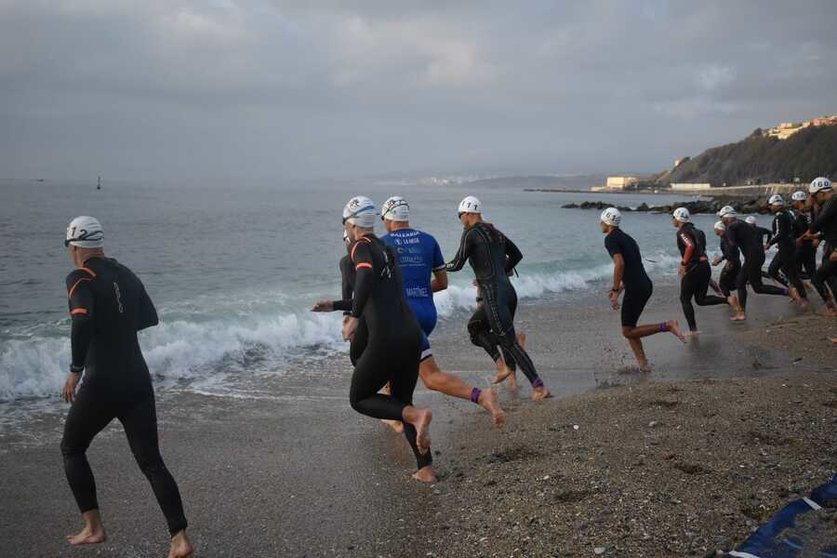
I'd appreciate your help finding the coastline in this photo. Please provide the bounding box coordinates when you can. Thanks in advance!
[0,285,835,557]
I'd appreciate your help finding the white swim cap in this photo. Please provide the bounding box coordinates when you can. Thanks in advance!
[713,220,725,232]
[457,196,482,215]
[791,190,808,202]
[600,207,621,227]
[809,176,832,194]
[768,194,784,206]
[745,216,757,225]
[343,196,377,228]
[717,205,737,218]
[672,207,690,223]
[65,216,104,248]
[381,196,410,222]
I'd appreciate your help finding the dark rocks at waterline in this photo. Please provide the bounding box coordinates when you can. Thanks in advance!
[562,197,776,215]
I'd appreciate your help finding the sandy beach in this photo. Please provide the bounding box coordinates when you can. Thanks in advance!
[1,285,835,557]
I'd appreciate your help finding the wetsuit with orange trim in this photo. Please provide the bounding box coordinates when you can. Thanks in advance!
[346,234,429,470]
[676,222,727,332]
[62,257,187,536]
[446,222,544,390]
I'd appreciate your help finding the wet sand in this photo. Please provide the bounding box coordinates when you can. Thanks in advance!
[1,285,834,557]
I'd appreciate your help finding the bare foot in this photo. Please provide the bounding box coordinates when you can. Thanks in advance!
[169,530,193,558]
[506,372,519,391]
[639,363,653,373]
[491,366,514,384]
[830,337,837,344]
[405,407,432,455]
[478,388,506,427]
[412,465,438,483]
[531,386,551,401]
[730,313,746,322]
[666,320,687,343]
[686,330,700,338]
[824,305,837,317]
[67,526,106,546]
[381,419,404,434]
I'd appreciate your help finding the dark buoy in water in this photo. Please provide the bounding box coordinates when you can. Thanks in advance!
[97,175,102,190]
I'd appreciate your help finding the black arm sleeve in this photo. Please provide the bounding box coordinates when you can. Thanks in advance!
[445,229,471,272]
[504,236,523,273]
[137,284,159,331]
[66,272,95,372]
[767,216,786,247]
[350,241,374,319]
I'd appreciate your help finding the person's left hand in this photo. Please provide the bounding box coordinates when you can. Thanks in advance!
[342,316,358,341]
[678,264,686,277]
[608,289,620,310]
[61,372,80,403]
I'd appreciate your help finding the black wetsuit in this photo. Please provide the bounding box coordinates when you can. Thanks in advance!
[346,234,429,470]
[676,223,727,331]
[717,235,741,298]
[809,197,837,301]
[726,220,787,310]
[793,209,818,281]
[333,255,368,366]
[604,228,653,328]
[446,222,543,389]
[766,209,806,297]
[62,257,187,536]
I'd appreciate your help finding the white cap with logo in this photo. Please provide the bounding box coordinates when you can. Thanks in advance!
[65,216,104,248]
[457,196,481,215]
[381,196,410,222]
[343,196,377,228]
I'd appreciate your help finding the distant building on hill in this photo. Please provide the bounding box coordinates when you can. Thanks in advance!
[766,115,837,140]
[605,176,639,189]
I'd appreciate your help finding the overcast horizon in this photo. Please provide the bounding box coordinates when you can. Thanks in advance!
[2,0,836,182]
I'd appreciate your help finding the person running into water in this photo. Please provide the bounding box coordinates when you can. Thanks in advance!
[379,196,505,426]
[718,206,792,321]
[765,194,808,306]
[340,196,437,482]
[445,196,550,400]
[801,177,837,317]
[710,221,745,320]
[60,216,192,558]
[671,208,729,336]
[600,208,685,371]
[793,188,837,313]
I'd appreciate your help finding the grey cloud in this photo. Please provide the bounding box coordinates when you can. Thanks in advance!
[1,0,836,180]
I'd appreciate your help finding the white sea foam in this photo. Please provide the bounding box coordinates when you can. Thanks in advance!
[0,255,683,402]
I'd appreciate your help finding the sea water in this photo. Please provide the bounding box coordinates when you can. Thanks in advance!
[0,178,726,408]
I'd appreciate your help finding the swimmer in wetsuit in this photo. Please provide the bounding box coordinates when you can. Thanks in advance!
[671,208,729,335]
[765,195,807,305]
[792,189,837,313]
[801,177,837,317]
[718,206,790,321]
[710,221,745,319]
[599,208,685,372]
[445,196,551,401]
[59,216,193,558]
[379,196,505,427]
[340,196,437,483]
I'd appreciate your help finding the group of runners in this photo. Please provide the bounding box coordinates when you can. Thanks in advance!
[56,176,835,556]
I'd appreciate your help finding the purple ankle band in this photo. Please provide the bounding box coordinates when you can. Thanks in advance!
[470,387,481,404]
[532,378,544,389]
[659,322,669,332]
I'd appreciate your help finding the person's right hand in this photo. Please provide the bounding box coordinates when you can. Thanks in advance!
[311,300,333,312]
[711,257,721,266]
[61,372,80,403]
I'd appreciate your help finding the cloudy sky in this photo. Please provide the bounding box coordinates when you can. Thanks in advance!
[2,0,835,181]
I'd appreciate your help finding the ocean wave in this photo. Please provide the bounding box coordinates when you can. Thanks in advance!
[0,254,684,402]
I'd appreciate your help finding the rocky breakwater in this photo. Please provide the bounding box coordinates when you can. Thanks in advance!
[562,196,778,216]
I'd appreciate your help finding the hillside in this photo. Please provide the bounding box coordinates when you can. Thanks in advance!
[654,122,837,187]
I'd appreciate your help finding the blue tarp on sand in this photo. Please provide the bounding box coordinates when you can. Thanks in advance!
[726,473,836,558]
